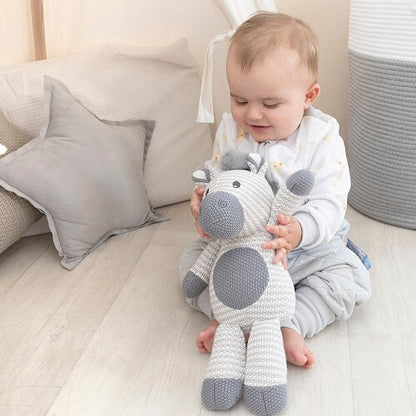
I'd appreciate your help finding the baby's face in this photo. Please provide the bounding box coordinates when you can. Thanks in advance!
[226,47,315,143]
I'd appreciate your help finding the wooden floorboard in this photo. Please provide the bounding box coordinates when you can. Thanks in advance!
[346,211,416,416]
[0,234,52,296]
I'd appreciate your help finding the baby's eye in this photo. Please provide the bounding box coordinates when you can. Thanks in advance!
[233,181,241,188]
[234,99,247,106]
[263,102,279,109]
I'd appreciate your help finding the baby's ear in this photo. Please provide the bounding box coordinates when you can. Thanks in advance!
[304,83,320,108]
[192,168,212,185]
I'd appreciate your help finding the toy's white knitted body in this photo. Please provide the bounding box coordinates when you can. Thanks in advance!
[183,153,314,416]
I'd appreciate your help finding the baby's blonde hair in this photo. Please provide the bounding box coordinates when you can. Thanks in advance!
[229,12,319,83]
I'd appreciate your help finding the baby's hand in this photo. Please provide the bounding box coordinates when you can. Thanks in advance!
[190,186,209,238]
[262,213,302,269]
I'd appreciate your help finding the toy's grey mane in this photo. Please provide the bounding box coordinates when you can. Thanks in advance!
[220,151,251,171]
[221,151,279,194]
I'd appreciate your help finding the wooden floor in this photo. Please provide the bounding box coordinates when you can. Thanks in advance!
[0,201,415,416]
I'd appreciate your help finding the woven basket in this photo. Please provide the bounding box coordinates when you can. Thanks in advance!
[348,0,416,229]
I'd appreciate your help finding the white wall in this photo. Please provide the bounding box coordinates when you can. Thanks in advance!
[0,0,350,138]
[278,0,351,139]
[0,0,34,66]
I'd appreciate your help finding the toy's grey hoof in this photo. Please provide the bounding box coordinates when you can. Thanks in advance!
[182,271,207,298]
[202,378,243,410]
[244,384,287,416]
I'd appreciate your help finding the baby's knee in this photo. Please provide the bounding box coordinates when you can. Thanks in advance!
[299,256,371,321]
[323,261,371,319]
[354,261,371,299]
[177,238,207,283]
[344,247,371,301]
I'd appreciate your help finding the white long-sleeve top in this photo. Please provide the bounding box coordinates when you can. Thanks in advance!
[205,107,351,249]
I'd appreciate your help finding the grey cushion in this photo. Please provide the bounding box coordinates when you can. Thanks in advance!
[0,76,164,269]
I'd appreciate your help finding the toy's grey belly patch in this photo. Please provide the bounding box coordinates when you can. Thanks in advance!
[213,247,269,309]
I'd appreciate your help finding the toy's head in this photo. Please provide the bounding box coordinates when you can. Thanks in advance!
[192,153,273,239]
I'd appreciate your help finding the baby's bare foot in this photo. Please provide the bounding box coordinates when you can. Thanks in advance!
[282,327,315,369]
[195,320,219,352]
[196,322,314,368]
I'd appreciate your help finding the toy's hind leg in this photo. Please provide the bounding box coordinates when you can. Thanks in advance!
[244,319,287,416]
[202,323,245,411]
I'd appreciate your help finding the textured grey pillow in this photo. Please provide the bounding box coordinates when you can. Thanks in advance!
[0,111,43,253]
[0,76,164,270]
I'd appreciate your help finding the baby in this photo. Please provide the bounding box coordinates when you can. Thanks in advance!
[179,12,370,368]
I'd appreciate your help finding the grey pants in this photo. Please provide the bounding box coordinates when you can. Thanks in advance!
[178,220,371,339]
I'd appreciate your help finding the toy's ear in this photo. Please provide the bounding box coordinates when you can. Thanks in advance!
[191,168,212,185]
[246,153,267,176]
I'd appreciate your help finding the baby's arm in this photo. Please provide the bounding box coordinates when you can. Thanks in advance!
[265,117,349,262]
[293,120,350,249]
[262,213,302,268]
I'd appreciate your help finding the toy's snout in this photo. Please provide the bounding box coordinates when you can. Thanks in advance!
[199,191,244,239]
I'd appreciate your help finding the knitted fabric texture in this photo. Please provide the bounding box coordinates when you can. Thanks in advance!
[348,0,416,228]
[0,111,42,253]
[183,153,314,416]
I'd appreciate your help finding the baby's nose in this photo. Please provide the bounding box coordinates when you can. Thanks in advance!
[247,104,263,121]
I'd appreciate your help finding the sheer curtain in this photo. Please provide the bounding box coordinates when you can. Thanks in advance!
[197,0,277,123]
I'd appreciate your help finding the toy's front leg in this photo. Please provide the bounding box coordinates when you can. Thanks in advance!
[202,324,246,411]
[182,241,220,298]
[244,319,287,416]
[268,169,315,224]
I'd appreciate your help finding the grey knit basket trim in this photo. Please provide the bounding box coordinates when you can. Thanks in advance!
[348,49,416,229]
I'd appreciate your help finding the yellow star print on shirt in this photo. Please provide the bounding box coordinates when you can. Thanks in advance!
[233,130,245,146]
[333,159,346,188]
[270,161,287,176]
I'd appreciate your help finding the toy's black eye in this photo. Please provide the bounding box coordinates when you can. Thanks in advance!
[205,188,209,196]
[233,181,241,188]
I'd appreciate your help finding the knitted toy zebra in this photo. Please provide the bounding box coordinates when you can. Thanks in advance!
[182,153,314,416]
